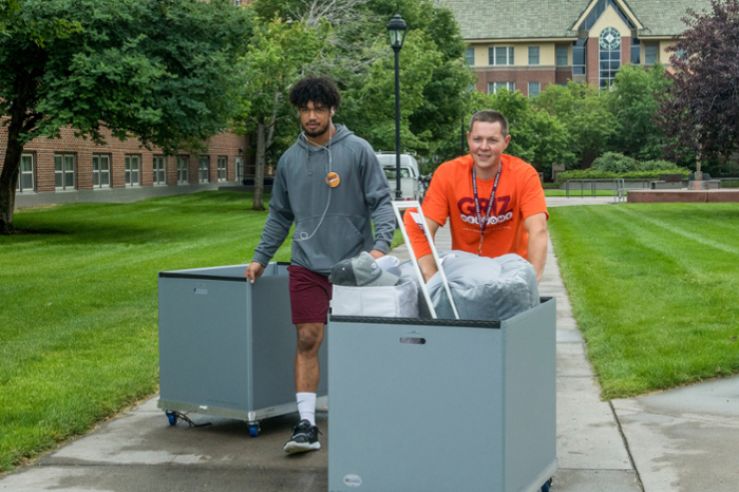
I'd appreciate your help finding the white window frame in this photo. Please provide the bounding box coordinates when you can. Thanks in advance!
[153,155,166,186]
[125,154,141,187]
[217,156,228,183]
[644,43,659,65]
[528,46,540,65]
[528,81,541,97]
[555,45,568,66]
[54,153,76,191]
[92,154,111,189]
[465,46,475,66]
[599,27,622,90]
[488,46,514,66]
[487,81,516,94]
[235,157,244,183]
[17,153,35,192]
[177,156,189,185]
[199,155,210,184]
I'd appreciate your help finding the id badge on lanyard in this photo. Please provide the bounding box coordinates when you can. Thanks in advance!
[472,165,502,255]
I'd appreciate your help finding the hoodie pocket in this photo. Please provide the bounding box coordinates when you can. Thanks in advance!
[293,215,366,272]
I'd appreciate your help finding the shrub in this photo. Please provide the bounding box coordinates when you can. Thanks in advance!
[640,159,681,171]
[556,167,690,184]
[591,152,639,173]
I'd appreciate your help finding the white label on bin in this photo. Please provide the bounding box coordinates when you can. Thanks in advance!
[343,474,362,487]
[194,288,208,295]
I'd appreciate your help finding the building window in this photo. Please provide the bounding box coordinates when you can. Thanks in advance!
[235,157,244,183]
[153,155,166,185]
[528,46,540,65]
[556,45,568,66]
[573,43,586,75]
[487,81,515,94]
[199,155,210,183]
[16,154,35,192]
[488,46,514,66]
[125,155,141,187]
[465,46,475,66]
[54,154,76,190]
[631,38,641,64]
[599,27,621,90]
[92,154,111,189]
[645,43,659,65]
[217,156,228,182]
[528,81,541,97]
[176,156,189,185]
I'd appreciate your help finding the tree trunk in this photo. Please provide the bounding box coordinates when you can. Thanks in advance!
[252,121,266,211]
[0,111,26,234]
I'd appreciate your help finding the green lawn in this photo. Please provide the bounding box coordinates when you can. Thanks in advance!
[0,191,292,472]
[2,193,737,471]
[549,203,739,398]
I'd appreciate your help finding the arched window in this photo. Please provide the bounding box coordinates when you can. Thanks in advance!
[599,27,621,89]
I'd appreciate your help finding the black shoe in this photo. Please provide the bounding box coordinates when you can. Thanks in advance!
[283,419,321,454]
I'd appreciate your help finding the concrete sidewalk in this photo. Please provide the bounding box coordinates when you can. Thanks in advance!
[2,196,738,491]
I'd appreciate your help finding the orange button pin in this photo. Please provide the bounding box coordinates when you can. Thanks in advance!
[325,171,341,188]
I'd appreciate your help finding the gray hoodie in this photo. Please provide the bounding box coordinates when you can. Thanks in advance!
[252,124,395,275]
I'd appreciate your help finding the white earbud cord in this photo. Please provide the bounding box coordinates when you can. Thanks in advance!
[295,132,333,242]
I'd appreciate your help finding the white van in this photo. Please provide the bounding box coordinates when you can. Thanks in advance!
[376,152,423,201]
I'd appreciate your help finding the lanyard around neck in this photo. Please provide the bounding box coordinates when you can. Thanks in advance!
[471,164,502,254]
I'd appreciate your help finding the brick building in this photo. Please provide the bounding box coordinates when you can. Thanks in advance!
[0,122,248,205]
[440,0,711,95]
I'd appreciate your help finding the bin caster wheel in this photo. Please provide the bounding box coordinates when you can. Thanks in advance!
[247,423,261,437]
[541,478,553,492]
[165,411,178,426]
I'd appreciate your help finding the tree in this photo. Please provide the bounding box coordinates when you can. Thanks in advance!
[246,0,475,171]
[342,29,443,153]
[0,0,249,233]
[236,17,332,210]
[660,0,739,170]
[473,89,574,177]
[535,82,618,167]
[0,0,19,33]
[607,65,672,160]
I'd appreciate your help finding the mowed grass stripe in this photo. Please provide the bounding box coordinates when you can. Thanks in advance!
[613,205,739,256]
[0,191,289,471]
[549,203,739,398]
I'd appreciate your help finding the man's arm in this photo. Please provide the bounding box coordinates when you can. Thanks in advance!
[362,146,395,254]
[524,212,548,282]
[415,219,441,282]
[246,164,294,280]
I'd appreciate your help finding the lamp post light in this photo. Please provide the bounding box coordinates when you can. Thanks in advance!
[387,13,407,200]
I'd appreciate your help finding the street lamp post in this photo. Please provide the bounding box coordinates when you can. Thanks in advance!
[387,13,407,200]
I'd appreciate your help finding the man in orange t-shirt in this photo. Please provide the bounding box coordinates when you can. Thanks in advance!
[404,109,549,282]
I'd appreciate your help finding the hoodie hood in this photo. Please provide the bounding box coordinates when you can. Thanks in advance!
[296,124,354,152]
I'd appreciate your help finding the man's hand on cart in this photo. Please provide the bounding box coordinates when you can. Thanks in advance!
[368,249,385,259]
[245,261,265,284]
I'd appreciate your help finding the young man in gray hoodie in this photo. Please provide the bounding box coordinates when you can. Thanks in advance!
[245,76,395,454]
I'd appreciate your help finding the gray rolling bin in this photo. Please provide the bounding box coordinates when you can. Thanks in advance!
[328,297,556,492]
[157,263,327,436]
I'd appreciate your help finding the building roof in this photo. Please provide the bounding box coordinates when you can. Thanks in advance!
[438,0,713,40]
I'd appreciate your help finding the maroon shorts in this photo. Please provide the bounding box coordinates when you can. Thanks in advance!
[287,265,333,325]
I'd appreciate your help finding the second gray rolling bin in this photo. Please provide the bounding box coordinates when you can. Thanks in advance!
[327,297,556,492]
[157,263,327,436]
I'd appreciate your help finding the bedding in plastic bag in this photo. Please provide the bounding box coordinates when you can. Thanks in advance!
[427,251,539,321]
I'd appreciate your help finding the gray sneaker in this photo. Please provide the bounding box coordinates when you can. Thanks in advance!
[283,419,321,454]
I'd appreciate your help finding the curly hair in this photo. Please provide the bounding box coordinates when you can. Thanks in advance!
[289,76,341,110]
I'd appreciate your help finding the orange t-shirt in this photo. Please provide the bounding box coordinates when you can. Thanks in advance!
[404,154,548,260]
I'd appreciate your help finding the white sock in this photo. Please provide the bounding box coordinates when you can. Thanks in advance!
[296,392,317,426]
